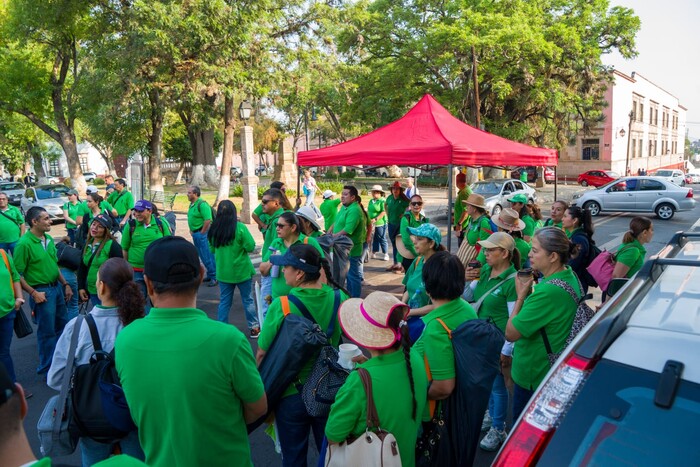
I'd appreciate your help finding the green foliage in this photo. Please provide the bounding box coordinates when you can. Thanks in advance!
[339,170,357,180]
[93,178,105,185]
[317,181,344,194]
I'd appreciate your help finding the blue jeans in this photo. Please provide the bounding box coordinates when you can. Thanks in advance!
[61,268,79,321]
[488,373,508,431]
[31,283,68,374]
[305,188,316,207]
[347,255,363,298]
[218,279,258,329]
[513,383,536,422]
[276,393,326,467]
[192,231,216,280]
[0,310,16,382]
[372,224,388,254]
[133,270,151,314]
[0,241,17,256]
[66,229,77,245]
[388,223,400,264]
[80,430,144,466]
[260,275,272,319]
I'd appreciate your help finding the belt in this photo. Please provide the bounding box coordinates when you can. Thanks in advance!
[192,228,202,233]
[32,281,58,289]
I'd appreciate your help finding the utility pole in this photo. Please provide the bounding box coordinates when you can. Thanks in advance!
[624,110,634,176]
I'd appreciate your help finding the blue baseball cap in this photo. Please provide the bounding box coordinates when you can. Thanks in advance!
[407,223,442,246]
[133,199,153,211]
[269,249,321,274]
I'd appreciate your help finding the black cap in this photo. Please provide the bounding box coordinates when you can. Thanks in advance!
[144,236,201,283]
[92,214,113,230]
[0,362,16,406]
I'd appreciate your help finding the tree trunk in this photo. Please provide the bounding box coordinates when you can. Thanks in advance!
[29,143,46,177]
[174,161,186,185]
[147,89,164,192]
[215,96,235,205]
[202,128,219,187]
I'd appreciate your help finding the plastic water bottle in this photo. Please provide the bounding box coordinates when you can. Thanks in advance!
[409,288,424,309]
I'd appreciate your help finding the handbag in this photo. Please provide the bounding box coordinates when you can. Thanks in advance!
[456,241,479,267]
[586,244,633,292]
[415,403,449,467]
[325,368,402,467]
[56,241,82,271]
[37,314,84,457]
[13,306,33,338]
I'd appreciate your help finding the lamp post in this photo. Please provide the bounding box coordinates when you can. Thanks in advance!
[624,111,634,176]
[239,100,257,223]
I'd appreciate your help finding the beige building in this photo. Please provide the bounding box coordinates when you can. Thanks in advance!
[560,70,687,180]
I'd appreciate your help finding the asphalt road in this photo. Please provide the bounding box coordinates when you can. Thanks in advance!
[11,185,700,467]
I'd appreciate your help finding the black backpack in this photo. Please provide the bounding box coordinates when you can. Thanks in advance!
[69,314,136,442]
[571,232,601,287]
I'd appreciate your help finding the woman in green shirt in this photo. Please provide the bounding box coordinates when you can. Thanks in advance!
[492,208,530,269]
[0,247,22,382]
[543,200,568,229]
[613,216,653,280]
[207,200,259,336]
[62,189,85,245]
[368,185,389,260]
[463,193,494,266]
[398,194,429,272]
[327,291,427,467]
[295,205,324,238]
[385,181,410,271]
[507,193,535,242]
[77,214,123,307]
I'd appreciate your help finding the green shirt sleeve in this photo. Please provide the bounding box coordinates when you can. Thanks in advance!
[341,204,361,235]
[325,371,364,442]
[229,334,265,403]
[199,200,213,221]
[258,299,284,351]
[522,216,535,238]
[423,322,455,380]
[615,245,641,268]
[121,223,132,250]
[511,283,571,338]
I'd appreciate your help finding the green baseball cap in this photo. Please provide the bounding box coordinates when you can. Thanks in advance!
[507,193,528,204]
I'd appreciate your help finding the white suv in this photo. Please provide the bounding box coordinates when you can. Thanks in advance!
[652,169,685,186]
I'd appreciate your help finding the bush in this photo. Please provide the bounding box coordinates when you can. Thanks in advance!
[317,181,344,194]
[93,177,105,185]
[339,170,357,180]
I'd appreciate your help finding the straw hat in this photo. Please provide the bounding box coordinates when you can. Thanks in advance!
[338,291,409,349]
[478,231,515,252]
[462,193,486,209]
[395,235,415,260]
[370,184,386,194]
[492,208,525,232]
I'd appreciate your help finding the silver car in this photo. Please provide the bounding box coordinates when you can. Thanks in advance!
[571,176,695,220]
[20,184,70,222]
[470,179,537,216]
[0,181,26,206]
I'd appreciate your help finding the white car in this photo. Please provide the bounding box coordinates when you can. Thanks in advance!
[469,179,537,216]
[651,169,685,186]
[20,184,70,222]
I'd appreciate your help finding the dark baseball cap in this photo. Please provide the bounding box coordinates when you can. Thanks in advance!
[92,214,113,230]
[0,362,16,406]
[144,236,201,283]
[269,248,320,274]
[133,199,153,212]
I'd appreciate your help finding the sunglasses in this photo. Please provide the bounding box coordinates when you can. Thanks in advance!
[261,199,276,205]
[411,201,423,206]
[276,223,289,229]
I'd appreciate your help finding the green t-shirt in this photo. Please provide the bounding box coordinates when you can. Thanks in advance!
[93,454,149,466]
[320,198,341,231]
[615,240,646,278]
[521,214,535,238]
[116,307,263,467]
[0,250,20,317]
[258,285,347,397]
[399,213,429,258]
[514,237,531,269]
[367,197,387,227]
[386,195,410,225]
[82,239,118,294]
[543,218,563,229]
[253,202,270,233]
[267,234,325,299]
[187,198,213,232]
[82,202,113,224]
[402,256,430,309]
[121,217,172,269]
[261,208,284,261]
[473,264,517,332]
[209,222,256,284]
[62,201,84,230]
[13,232,60,286]
[108,189,135,216]
[467,214,493,246]
[511,267,580,389]
[0,205,23,243]
[325,349,428,467]
[333,202,367,257]
[454,186,473,229]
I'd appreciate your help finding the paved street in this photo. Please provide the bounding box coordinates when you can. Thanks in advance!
[11,182,700,466]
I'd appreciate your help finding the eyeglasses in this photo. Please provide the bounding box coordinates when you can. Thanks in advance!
[411,202,423,206]
[276,223,289,229]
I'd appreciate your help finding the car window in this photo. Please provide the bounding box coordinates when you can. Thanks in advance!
[656,170,672,177]
[590,171,601,177]
[608,181,629,192]
[471,182,501,196]
[512,181,524,190]
[639,179,666,191]
[0,183,23,190]
[503,181,515,193]
[35,186,69,199]
[605,171,620,178]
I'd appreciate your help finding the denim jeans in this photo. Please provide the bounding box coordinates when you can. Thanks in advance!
[0,309,16,382]
[347,255,363,298]
[30,283,68,374]
[192,231,216,280]
[0,241,17,256]
[80,430,144,466]
[260,275,272,319]
[513,383,536,422]
[133,270,151,314]
[388,223,400,264]
[276,393,326,467]
[61,268,79,321]
[488,373,508,431]
[218,279,259,329]
[66,229,77,245]
[372,224,388,254]
[305,188,316,207]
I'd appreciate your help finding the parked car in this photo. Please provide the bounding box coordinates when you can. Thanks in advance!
[650,169,686,186]
[470,178,537,216]
[685,173,700,184]
[495,231,700,466]
[255,165,273,176]
[230,166,242,177]
[20,184,70,221]
[577,169,620,187]
[510,166,555,184]
[571,176,695,220]
[0,181,26,206]
[82,172,97,182]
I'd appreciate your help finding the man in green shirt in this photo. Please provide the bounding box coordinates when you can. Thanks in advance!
[0,191,25,254]
[330,185,367,297]
[368,185,389,260]
[259,188,285,316]
[319,190,341,231]
[116,237,266,467]
[14,207,72,375]
[186,185,217,286]
[108,178,135,229]
[453,172,472,247]
[385,181,410,271]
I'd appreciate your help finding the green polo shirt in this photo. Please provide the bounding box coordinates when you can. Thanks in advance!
[121,218,172,269]
[187,198,213,232]
[386,195,410,225]
[209,222,256,284]
[403,256,430,309]
[0,251,20,317]
[514,237,531,269]
[320,198,341,231]
[325,349,428,467]
[399,214,429,259]
[253,203,269,232]
[521,214,535,238]
[543,218,563,229]
[261,207,284,262]
[367,197,387,227]
[259,285,347,397]
[0,205,23,243]
[413,298,477,381]
[333,201,367,257]
[454,186,472,229]
[13,232,60,286]
[62,200,85,230]
[268,234,325,298]
[116,307,263,467]
[108,189,135,217]
[82,239,118,294]
[82,202,114,224]
[616,240,646,277]
[511,267,580,389]
[474,264,517,332]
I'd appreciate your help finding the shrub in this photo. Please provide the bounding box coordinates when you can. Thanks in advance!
[339,170,357,180]
[317,181,344,194]
[94,177,105,185]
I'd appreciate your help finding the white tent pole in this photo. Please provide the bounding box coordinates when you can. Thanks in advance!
[447,164,454,252]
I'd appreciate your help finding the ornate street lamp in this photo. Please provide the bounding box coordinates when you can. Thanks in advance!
[239,100,257,223]
[238,100,253,122]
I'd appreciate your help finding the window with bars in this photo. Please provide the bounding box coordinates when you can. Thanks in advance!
[581,138,600,160]
[48,160,61,177]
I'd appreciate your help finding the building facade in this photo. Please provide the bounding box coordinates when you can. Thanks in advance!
[560,70,687,179]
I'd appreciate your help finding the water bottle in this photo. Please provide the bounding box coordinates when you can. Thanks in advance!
[409,288,424,310]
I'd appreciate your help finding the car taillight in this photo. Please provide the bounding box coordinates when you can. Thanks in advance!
[687,188,693,198]
[494,354,595,466]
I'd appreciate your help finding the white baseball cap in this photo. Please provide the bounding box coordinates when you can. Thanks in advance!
[86,185,99,194]
[322,190,336,199]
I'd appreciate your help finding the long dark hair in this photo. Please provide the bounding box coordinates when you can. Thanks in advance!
[289,243,349,296]
[387,308,417,420]
[88,193,104,213]
[567,206,595,240]
[208,200,238,248]
[98,258,145,326]
[83,218,115,261]
[623,217,652,244]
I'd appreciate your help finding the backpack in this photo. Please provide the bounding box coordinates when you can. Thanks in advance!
[540,278,595,366]
[570,232,600,287]
[128,214,173,238]
[69,314,135,442]
[196,199,216,222]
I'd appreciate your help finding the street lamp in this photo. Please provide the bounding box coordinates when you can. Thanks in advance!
[239,100,257,223]
[238,100,253,122]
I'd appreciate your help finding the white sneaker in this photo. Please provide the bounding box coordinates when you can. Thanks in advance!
[481,410,492,432]
[382,253,390,261]
[480,427,507,451]
[372,252,381,259]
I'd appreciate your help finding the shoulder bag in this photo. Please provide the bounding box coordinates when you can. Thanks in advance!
[586,244,634,292]
[0,249,32,338]
[469,272,517,315]
[325,368,401,467]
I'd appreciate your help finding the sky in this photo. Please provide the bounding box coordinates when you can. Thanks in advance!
[604,0,700,139]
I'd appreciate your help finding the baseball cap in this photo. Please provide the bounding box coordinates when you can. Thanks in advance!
[67,189,79,196]
[144,236,201,283]
[86,186,99,194]
[269,248,321,274]
[407,223,442,246]
[0,362,16,406]
[133,199,153,212]
[91,214,113,230]
[507,193,528,204]
[478,232,515,252]
[322,190,335,199]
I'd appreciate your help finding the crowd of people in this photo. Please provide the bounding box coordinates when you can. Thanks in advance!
[0,172,656,467]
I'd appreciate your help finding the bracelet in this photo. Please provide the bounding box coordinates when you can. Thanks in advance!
[30,289,36,296]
